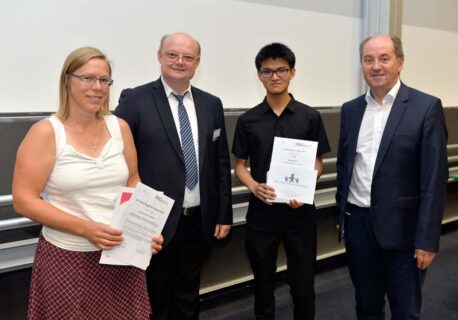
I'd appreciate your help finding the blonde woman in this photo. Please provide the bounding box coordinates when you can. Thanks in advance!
[13,47,162,320]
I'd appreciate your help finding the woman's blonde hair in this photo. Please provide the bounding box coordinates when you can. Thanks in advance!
[56,47,112,119]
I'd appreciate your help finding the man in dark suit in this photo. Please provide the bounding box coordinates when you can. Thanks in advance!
[114,32,232,320]
[336,35,448,319]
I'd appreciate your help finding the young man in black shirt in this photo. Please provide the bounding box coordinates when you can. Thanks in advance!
[232,43,330,320]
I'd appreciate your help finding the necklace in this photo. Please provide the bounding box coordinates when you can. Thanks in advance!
[69,118,99,150]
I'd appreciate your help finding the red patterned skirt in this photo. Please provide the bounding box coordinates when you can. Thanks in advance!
[27,236,151,320]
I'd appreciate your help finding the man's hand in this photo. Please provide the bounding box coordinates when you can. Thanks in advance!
[287,199,304,209]
[414,248,436,270]
[253,183,276,205]
[214,224,231,239]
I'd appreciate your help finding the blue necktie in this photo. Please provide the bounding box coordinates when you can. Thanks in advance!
[172,92,198,190]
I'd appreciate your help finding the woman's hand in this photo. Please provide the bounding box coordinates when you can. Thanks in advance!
[152,234,164,255]
[83,221,123,250]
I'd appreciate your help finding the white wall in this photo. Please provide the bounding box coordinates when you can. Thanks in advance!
[0,0,361,112]
[401,26,458,107]
[401,0,458,107]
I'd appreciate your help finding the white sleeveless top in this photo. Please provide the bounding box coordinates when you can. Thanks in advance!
[42,115,129,251]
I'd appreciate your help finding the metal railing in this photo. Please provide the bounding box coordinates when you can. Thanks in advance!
[1,145,457,232]
[0,217,38,232]
[0,194,12,207]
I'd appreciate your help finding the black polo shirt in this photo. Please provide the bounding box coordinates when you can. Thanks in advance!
[232,96,331,232]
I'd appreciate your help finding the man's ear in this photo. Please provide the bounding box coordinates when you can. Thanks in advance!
[397,57,404,74]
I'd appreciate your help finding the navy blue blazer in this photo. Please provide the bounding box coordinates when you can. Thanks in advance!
[336,83,448,251]
[114,78,233,246]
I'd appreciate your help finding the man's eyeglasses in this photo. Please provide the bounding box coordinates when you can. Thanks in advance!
[259,68,290,79]
[161,51,198,63]
[68,73,114,87]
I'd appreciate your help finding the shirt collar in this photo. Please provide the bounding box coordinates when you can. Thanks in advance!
[365,79,401,105]
[161,76,193,100]
[262,93,296,114]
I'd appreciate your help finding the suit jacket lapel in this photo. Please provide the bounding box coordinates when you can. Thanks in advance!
[373,83,409,176]
[191,88,208,170]
[151,79,184,164]
[347,96,367,177]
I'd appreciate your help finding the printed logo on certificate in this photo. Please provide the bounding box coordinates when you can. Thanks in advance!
[267,164,317,205]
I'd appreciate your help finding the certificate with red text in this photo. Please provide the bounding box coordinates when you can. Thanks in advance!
[99,187,134,266]
[100,183,173,269]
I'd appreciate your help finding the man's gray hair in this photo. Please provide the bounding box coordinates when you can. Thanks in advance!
[359,34,404,61]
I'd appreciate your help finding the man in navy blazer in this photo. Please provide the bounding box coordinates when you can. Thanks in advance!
[115,33,232,320]
[336,35,448,319]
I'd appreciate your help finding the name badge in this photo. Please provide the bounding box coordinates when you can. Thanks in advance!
[213,128,221,141]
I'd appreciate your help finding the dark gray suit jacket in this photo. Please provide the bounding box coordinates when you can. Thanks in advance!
[114,78,233,246]
[336,82,448,251]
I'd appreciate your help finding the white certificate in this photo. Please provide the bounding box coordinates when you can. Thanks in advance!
[270,137,317,169]
[267,164,317,205]
[100,183,174,270]
[100,187,134,266]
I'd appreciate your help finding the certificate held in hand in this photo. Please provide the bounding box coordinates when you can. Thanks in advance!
[100,182,174,270]
[267,137,318,205]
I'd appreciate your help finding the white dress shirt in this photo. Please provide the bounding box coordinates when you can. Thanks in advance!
[161,76,200,207]
[348,80,401,207]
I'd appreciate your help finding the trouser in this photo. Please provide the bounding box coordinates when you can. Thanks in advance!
[245,226,317,320]
[344,203,426,320]
[146,211,211,320]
